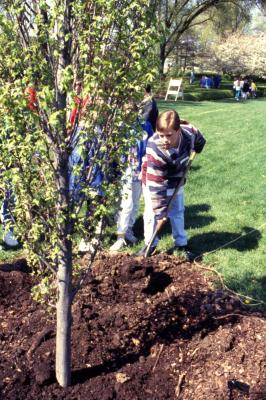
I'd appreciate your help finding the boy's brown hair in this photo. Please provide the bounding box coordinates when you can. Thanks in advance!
[156,110,180,133]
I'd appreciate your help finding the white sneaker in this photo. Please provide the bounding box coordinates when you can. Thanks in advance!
[0,204,4,224]
[78,238,96,253]
[3,230,19,247]
[125,228,137,244]
[109,237,126,252]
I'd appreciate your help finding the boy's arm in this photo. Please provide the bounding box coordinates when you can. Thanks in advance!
[194,130,206,153]
[190,126,206,153]
[146,144,169,220]
[181,123,206,153]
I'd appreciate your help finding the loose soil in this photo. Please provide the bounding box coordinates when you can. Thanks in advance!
[0,254,265,400]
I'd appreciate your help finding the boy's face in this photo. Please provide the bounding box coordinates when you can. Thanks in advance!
[158,128,181,150]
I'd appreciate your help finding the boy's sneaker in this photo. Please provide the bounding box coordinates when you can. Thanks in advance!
[109,237,126,252]
[125,228,137,244]
[176,246,196,262]
[3,230,19,248]
[135,244,157,257]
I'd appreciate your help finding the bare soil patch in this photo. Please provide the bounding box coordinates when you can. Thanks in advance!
[0,254,265,400]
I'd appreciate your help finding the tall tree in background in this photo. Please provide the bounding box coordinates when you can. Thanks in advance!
[0,0,157,387]
[153,0,261,75]
[210,33,266,78]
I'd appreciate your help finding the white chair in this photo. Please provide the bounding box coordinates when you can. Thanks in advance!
[165,78,184,101]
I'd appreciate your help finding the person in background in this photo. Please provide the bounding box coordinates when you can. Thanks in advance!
[206,76,213,89]
[242,78,250,100]
[213,74,221,89]
[137,110,206,260]
[109,112,154,252]
[138,84,158,131]
[233,78,242,101]
[250,80,257,98]
[189,70,195,84]
[200,76,206,88]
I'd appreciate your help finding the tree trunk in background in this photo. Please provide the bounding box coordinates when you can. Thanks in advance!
[160,42,167,77]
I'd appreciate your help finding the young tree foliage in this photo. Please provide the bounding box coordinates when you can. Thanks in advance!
[0,0,158,387]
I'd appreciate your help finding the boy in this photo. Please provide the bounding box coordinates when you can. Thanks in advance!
[139,110,206,259]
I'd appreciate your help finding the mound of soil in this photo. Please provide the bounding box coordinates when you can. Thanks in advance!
[0,254,265,400]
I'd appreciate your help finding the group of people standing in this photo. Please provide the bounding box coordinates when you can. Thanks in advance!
[233,78,257,101]
[199,75,221,89]
[109,85,206,260]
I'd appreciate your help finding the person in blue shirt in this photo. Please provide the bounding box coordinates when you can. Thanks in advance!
[109,117,154,252]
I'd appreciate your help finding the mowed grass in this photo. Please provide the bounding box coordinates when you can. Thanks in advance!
[131,98,266,307]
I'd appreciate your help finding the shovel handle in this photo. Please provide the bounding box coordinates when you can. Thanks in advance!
[144,217,167,257]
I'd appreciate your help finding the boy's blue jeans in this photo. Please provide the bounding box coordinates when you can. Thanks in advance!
[143,185,187,247]
[168,186,187,246]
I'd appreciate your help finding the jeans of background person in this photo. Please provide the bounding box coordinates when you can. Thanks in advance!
[143,185,187,247]
[0,186,18,247]
[68,144,84,200]
[235,89,241,100]
[116,169,142,236]
[68,127,103,201]
[1,187,15,226]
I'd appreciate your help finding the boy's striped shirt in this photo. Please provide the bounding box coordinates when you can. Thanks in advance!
[143,124,206,219]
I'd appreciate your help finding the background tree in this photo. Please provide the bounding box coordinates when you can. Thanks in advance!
[0,0,158,387]
[195,4,266,75]
[209,32,266,78]
[152,0,262,76]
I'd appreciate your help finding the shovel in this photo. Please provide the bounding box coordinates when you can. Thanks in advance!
[144,150,196,258]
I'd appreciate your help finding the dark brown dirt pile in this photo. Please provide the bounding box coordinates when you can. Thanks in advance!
[0,254,265,400]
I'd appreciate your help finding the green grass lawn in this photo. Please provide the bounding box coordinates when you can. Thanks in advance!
[110,98,266,307]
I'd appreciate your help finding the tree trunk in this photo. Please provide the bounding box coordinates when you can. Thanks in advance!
[160,42,167,77]
[55,148,73,387]
[56,238,73,387]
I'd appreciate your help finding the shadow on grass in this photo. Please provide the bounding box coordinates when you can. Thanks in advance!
[186,203,215,229]
[226,271,266,309]
[189,226,261,255]
[189,164,201,172]
[158,203,215,237]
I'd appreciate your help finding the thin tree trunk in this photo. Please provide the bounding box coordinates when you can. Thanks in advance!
[55,226,73,387]
[55,151,73,387]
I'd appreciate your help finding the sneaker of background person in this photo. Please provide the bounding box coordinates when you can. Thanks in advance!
[125,228,137,244]
[78,238,98,254]
[109,237,127,252]
[3,230,19,247]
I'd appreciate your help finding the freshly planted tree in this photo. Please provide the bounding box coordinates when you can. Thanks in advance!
[0,0,158,387]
